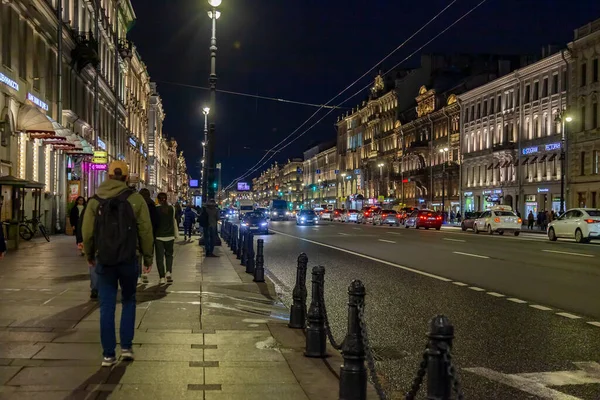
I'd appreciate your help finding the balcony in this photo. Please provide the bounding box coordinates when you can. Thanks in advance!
[118,39,134,62]
[71,31,100,72]
[492,142,516,152]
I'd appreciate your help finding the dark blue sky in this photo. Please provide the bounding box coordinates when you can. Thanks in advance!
[129,0,600,186]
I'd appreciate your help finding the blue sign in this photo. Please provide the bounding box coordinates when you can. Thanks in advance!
[537,188,549,193]
[296,167,302,173]
[0,72,18,91]
[354,169,361,174]
[334,170,339,174]
[97,137,106,150]
[128,137,136,147]
[545,143,561,151]
[27,93,49,111]
[522,147,538,155]
[316,169,321,174]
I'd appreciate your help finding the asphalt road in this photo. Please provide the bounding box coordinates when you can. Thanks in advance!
[242,219,600,399]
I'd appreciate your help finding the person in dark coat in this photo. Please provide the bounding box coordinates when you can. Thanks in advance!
[0,220,6,259]
[183,205,196,241]
[70,197,86,244]
[139,189,158,235]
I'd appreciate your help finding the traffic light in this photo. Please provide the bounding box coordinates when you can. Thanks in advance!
[212,182,217,189]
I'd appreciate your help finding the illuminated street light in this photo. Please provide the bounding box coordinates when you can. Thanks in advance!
[208,0,222,6]
[565,116,573,122]
[203,107,210,115]
[207,10,221,19]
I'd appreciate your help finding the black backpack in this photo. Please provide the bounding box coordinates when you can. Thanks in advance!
[93,190,138,266]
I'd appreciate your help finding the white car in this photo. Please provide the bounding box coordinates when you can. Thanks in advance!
[320,210,332,221]
[548,208,600,243]
[473,206,522,236]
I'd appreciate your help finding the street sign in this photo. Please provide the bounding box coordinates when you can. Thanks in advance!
[465,362,600,399]
[334,170,339,174]
[316,169,321,174]
[92,157,107,164]
[354,169,361,174]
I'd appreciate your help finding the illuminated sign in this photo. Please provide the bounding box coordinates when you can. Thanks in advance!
[27,93,49,111]
[93,151,107,158]
[537,188,549,193]
[97,138,106,150]
[237,182,251,191]
[91,163,107,171]
[545,142,561,151]
[0,72,18,91]
[334,170,339,174]
[522,146,538,155]
[92,157,107,164]
[354,169,361,174]
[316,169,321,174]
[189,179,199,188]
[464,191,473,196]
[129,137,136,147]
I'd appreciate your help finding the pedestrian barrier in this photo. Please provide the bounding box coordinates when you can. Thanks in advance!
[231,225,238,255]
[253,239,265,282]
[236,227,243,260]
[289,253,308,328]
[245,231,255,274]
[240,229,247,267]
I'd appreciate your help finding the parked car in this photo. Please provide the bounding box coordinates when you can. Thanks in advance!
[404,209,442,230]
[343,209,359,223]
[373,209,400,226]
[548,208,600,243]
[461,211,481,231]
[473,206,521,236]
[296,210,319,225]
[241,211,269,234]
[332,209,344,222]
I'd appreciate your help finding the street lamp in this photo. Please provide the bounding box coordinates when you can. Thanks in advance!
[205,0,221,201]
[377,163,385,199]
[555,110,572,214]
[439,147,449,220]
[201,107,210,198]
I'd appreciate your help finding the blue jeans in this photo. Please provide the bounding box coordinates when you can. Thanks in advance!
[96,262,138,357]
[204,226,217,255]
[89,266,98,291]
[184,225,193,238]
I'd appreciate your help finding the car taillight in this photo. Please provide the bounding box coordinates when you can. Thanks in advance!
[518,218,522,224]
[494,217,501,223]
[584,219,600,224]
[420,215,426,220]
[436,216,442,220]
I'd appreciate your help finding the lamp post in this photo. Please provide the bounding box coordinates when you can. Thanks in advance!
[201,107,210,199]
[378,163,384,200]
[555,110,572,214]
[318,179,322,205]
[439,147,449,219]
[206,0,221,201]
[341,173,347,208]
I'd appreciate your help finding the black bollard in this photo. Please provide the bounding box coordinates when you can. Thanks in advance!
[236,227,243,259]
[228,223,234,246]
[223,222,229,245]
[245,232,255,274]
[339,280,367,400]
[288,253,308,328]
[305,266,327,358]
[240,229,247,266]
[253,239,265,282]
[231,225,238,254]
[426,315,454,400]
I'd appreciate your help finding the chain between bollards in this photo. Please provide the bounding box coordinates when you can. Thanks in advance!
[245,231,255,274]
[253,239,265,282]
[288,253,308,329]
[305,266,327,358]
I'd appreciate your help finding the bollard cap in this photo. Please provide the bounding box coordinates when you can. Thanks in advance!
[257,238,264,244]
[428,315,454,340]
[312,265,325,275]
[297,253,308,264]
[348,279,365,296]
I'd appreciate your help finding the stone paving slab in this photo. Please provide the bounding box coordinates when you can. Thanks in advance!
[111,362,204,385]
[107,384,206,399]
[205,384,310,400]
[6,366,110,389]
[0,367,21,386]
[0,343,44,359]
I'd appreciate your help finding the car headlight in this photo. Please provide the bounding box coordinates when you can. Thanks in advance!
[261,222,267,226]
[286,212,290,215]
[314,218,318,221]
[242,222,249,227]
[273,212,277,216]
[301,217,305,220]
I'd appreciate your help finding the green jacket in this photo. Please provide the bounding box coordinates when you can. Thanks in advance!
[82,179,154,266]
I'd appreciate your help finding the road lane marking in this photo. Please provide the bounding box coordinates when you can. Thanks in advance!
[556,312,581,320]
[542,250,594,258]
[378,239,396,244]
[507,298,527,304]
[352,227,362,230]
[487,292,505,297]
[338,233,350,236]
[270,229,452,282]
[444,238,466,243]
[387,232,402,235]
[587,321,600,328]
[452,282,468,286]
[468,286,486,291]
[452,251,489,259]
[530,305,553,311]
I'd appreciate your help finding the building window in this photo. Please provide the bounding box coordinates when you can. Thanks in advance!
[594,59,599,83]
[477,103,481,119]
[578,192,587,208]
[533,81,539,101]
[483,101,487,115]
[490,98,495,114]
[516,88,520,106]
[593,192,598,208]
[593,102,598,129]
[594,150,599,175]
[533,117,539,138]
[562,71,567,91]
[19,20,27,79]
[1,6,12,67]
[497,95,501,112]
[471,105,475,121]
[552,74,559,95]
[581,151,586,176]
[542,78,548,97]
[524,85,530,103]
[581,63,587,86]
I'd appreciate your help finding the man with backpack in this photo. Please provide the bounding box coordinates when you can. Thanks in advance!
[82,161,154,367]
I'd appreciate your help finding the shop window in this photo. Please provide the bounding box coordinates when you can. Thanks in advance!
[552,74,559,95]
[580,151,586,176]
[581,63,587,87]
[578,192,587,208]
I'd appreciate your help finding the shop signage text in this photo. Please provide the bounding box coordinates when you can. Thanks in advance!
[522,147,538,155]
[0,72,18,91]
[97,138,106,150]
[463,191,473,196]
[27,93,49,111]
[129,137,136,147]
[483,189,503,195]
[522,142,561,155]
[91,163,107,171]
[545,143,561,151]
[537,188,549,193]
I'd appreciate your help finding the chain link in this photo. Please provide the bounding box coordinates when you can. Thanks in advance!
[318,283,343,350]
[357,303,387,400]
[441,344,464,400]
[404,346,429,400]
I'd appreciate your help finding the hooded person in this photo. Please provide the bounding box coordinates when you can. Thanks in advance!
[201,199,220,257]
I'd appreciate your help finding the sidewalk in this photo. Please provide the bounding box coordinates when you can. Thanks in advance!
[0,235,340,399]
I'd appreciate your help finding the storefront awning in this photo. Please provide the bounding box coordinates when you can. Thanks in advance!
[17,105,54,134]
[548,154,557,161]
[487,164,494,170]
[0,175,45,189]
[494,162,501,169]
[538,155,547,163]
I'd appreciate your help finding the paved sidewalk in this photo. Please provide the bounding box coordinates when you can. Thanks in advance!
[0,234,340,399]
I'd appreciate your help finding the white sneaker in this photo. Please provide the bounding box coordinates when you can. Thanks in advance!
[142,274,149,284]
[166,272,173,283]
[159,277,166,284]
[121,349,134,361]
[102,356,117,367]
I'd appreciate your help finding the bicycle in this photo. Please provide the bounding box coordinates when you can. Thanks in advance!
[19,217,50,242]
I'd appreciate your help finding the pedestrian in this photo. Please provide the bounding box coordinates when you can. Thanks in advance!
[201,199,220,257]
[77,203,99,299]
[138,188,158,284]
[527,211,535,230]
[183,205,196,241]
[82,161,154,367]
[70,197,86,251]
[0,220,6,259]
[155,192,179,284]
[174,202,183,227]
[456,211,462,223]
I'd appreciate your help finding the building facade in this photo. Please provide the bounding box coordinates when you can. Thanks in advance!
[568,18,600,209]
[279,158,303,209]
[302,143,336,208]
[460,52,569,216]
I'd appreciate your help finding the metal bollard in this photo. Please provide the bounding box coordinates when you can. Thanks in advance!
[240,229,247,266]
[224,222,229,245]
[305,266,327,358]
[228,223,234,246]
[426,315,454,400]
[288,253,308,328]
[245,232,255,274]
[339,280,367,400]
[231,225,238,254]
[253,239,265,282]
[236,227,243,259]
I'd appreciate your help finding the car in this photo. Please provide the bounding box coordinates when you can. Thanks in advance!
[332,209,344,222]
[548,208,600,243]
[241,211,269,234]
[461,211,481,231]
[296,210,319,225]
[320,209,333,221]
[343,209,359,223]
[404,209,442,230]
[362,207,381,224]
[473,206,521,236]
[374,209,400,226]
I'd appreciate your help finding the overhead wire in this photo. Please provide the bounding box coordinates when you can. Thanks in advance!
[223,0,460,190]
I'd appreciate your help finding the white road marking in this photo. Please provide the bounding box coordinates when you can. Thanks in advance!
[542,250,594,258]
[556,312,581,320]
[387,232,402,235]
[271,229,452,282]
[452,282,468,286]
[469,286,486,291]
[338,233,350,236]
[378,239,396,244]
[452,251,489,259]
[352,227,362,230]
[487,292,505,297]
[587,321,600,328]
[530,305,553,311]
[517,362,600,386]
[507,298,527,304]
[444,238,466,243]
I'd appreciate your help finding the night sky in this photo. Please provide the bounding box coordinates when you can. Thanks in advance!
[129,0,600,187]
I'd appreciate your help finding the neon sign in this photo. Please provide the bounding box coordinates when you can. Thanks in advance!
[91,164,107,171]
[545,143,560,151]
[27,93,49,111]
[97,138,106,150]
[522,147,538,155]
[0,72,18,91]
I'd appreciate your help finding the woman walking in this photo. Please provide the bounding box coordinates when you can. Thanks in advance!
[183,205,196,242]
[155,193,179,284]
[70,197,86,255]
